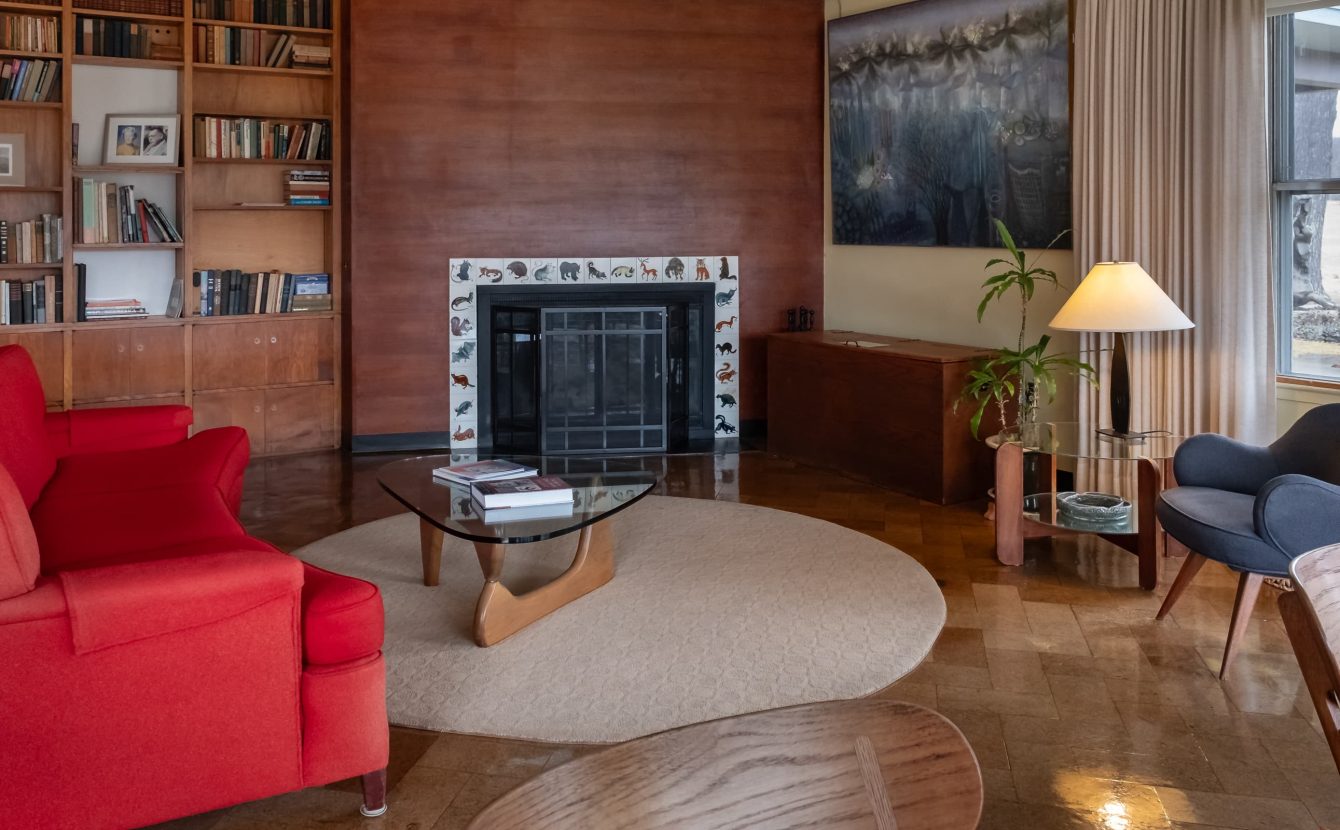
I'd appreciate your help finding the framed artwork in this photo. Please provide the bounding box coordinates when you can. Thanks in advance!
[0,134,25,187]
[827,0,1071,248]
[103,114,180,165]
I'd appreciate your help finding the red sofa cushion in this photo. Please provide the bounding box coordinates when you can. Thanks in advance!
[0,345,57,508]
[300,562,385,666]
[0,465,39,601]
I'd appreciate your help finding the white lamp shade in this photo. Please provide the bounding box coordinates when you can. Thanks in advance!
[1049,262,1194,333]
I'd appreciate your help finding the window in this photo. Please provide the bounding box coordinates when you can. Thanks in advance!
[1271,7,1340,382]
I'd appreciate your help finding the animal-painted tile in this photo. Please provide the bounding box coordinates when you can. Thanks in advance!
[712,336,740,359]
[583,257,612,283]
[716,255,739,283]
[450,392,478,422]
[713,284,739,310]
[448,368,477,393]
[448,286,475,313]
[556,259,584,284]
[636,257,662,283]
[712,412,739,438]
[663,256,690,282]
[714,360,739,386]
[450,491,479,522]
[450,418,479,448]
[449,259,474,285]
[689,256,715,283]
[714,387,740,414]
[530,258,559,284]
[449,338,478,366]
[609,257,638,282]
[474,258,506,286]
[503,259,531,284]
[448,310,476,340]
[713,312,740,334]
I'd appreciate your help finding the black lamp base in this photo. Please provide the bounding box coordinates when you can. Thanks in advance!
[1109,331,1132,435]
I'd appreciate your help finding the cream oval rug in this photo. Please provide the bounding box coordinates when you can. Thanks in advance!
[295,496,945,744]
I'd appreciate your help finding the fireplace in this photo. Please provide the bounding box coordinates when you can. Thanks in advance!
[447,257,741,452]
[475,284,716,454]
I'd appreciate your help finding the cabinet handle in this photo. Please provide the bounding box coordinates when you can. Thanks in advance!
[270,336,278,345]
[253,337,262,345]
[136,344,144,352]
[270,404,278,412]
[253,406,261,414]
[117,344,126,353]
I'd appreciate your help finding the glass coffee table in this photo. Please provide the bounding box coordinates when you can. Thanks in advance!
[991,423,1185,590]
[378,455,658,646]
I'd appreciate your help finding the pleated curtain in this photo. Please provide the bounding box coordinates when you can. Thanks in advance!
[1072,0,1275,444]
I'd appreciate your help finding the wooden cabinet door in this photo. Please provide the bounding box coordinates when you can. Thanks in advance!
[0,331,64,405]
[266,317,334,385]
[130,327,186,397]
[264,384,335,453]
[192,322,268,390]
[72,329,131,402]
[193,389,266,450]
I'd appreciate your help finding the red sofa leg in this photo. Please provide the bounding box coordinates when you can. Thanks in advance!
[360,768,388,817]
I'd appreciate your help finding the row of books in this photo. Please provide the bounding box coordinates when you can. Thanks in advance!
[286,169,329,205]
[193,116,330,161]
[75,16,183,61]
[0,278,54,325]
[192,0,330,29]
[2,58,60,103]
[195,269,330,316]
[433,461,577,523]
[0,13,59,53]
[194,26,326,68]
[77,1,182,16]
[1,217,63,264]
[74,179,182,245]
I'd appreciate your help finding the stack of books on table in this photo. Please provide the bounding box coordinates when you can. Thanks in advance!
[84,297,148,321]
[432,460,576,523]
[286,170,330,206]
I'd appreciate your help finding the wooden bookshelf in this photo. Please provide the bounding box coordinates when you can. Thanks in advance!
[0,0,341,455]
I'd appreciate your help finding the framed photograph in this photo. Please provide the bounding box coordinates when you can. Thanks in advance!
[103,114,180,165]
[0,134,26,187]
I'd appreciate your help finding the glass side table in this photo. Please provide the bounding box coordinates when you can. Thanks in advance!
[988,422,1185,590]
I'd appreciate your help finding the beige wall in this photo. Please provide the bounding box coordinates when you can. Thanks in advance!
[821,0,1080,420]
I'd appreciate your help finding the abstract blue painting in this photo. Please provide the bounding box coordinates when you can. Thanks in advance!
[828,0,1070,248]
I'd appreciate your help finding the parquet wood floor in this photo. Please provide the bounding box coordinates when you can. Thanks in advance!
[150,450,1337,830]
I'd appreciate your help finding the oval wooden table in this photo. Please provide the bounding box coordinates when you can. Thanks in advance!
[467,699,983,830]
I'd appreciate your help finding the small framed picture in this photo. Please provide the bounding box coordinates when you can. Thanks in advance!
[103,114,180,165]
[0,134,25,187]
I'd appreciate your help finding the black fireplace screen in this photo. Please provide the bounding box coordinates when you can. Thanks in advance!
[540,308,667,453]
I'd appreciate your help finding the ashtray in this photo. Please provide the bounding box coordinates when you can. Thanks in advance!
[1056,491,1132,525]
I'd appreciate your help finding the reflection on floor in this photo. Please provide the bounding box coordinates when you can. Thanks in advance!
[152,450,1335,830]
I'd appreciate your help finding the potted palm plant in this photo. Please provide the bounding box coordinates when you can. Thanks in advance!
[959,220,1095,440]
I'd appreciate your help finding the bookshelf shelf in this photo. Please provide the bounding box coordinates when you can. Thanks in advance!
[193,18,331,35]
[3,0,342,456]
[192,157,331,166]
[73,242,184,250]
[0,48,61,58]
[72,54,184,69]
[192,63,331,78]
[0,261,61,270]
[193,204,330,211]
[75,164,183,174]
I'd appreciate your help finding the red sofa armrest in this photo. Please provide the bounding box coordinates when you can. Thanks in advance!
[45,405,193,458]
[58,549,302,654]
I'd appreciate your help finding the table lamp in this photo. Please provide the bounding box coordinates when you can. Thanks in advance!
[1049,262,1194,439]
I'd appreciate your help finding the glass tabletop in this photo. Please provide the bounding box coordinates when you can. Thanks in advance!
[377,455,659,545]
[990,421,1184,461]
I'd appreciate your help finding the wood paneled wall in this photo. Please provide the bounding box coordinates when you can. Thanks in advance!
[346,0,824,439]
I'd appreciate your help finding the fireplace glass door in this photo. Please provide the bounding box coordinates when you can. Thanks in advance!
[541,308,667,453]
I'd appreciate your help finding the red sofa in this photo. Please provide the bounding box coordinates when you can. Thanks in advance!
[0,344,389,829]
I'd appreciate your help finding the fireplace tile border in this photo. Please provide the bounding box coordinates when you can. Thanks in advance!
[446,256,742,449]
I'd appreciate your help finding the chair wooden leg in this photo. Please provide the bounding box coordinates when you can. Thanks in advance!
[1155,552,1208,621]
[360,768,387,818]
[1220,572,1265,680]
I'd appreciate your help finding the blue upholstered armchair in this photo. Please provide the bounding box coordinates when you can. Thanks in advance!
[1156,403,1340,678]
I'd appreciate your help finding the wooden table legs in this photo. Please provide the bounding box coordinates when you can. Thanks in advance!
[993,442,1164,590]
[417,517,616,647]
